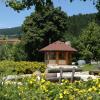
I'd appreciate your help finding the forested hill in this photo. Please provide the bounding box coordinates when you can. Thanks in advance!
[0,27,22,38]
[0,13,96,37]
[67,13,96,36]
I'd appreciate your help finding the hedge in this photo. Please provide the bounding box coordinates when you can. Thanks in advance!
[0,60,46,76]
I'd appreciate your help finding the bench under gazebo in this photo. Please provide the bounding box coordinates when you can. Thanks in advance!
[40,41,77,65]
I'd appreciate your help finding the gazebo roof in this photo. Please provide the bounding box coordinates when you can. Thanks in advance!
[40,41,77,52]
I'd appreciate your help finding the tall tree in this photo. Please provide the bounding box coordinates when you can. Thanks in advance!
[75,21,100,61]
[21,7,69,61]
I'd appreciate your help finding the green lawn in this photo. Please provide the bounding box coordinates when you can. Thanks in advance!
[80,64,100,71]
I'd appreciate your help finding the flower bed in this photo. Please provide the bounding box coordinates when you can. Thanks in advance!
[0,75,100,100]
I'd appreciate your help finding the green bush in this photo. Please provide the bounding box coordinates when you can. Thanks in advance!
[0,60,46,76]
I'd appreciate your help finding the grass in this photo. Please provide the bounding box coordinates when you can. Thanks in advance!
[80,64,100,71]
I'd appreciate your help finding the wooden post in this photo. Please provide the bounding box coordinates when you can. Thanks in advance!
[59,67,63,84]
[44,52,47,64]
[71,67,75,82]
[56,52,59,65]
[68,52,72,65]
[47,52,49,64]
[70,52,72,65]
[66,52,68,65]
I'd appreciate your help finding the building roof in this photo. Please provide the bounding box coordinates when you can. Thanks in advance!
[40,41,77,52]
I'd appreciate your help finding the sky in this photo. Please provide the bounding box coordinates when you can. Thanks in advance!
[0,0,98,28]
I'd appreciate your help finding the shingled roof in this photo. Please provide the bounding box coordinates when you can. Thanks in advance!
[40,41,77,52]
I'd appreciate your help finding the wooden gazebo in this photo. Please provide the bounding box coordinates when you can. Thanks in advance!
[40,41,77,65]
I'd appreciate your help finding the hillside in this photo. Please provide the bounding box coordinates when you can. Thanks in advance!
[67,13,96,36]
[0,13,96,38]
[0,27,22,38]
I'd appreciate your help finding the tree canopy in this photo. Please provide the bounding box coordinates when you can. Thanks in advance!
[5,0,53,12]
[21,7,69,61]
[75,21,100,61]
[5,0,100,12]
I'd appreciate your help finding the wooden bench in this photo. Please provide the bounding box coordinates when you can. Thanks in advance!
[45,67,82,83]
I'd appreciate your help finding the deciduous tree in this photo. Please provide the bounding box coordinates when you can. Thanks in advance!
[22,7,69,61]
[75,21,100,61]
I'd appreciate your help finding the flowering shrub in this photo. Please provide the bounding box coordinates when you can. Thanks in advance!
[0,60,46,75]
[0,75,100,100]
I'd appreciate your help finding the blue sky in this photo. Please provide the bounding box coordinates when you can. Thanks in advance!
[0,0,98,28]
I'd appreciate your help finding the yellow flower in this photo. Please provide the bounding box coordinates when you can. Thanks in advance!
[62,79,65,82]
[41,85,48,92]
[63,90,69,94]
[59,93,63,99]
[92,86,97,91]
[69,95,75,100]
[87,96,92,100]
[96,79,99,85]
[41,79,45,83]
[74,88,79,92]
[63,90,67,94]
[47,81,50,85]
[88,88,92,92]
[98,84,100,88]
[29,80,33,84]
[78,90,83,94]
[65,80,69,83]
